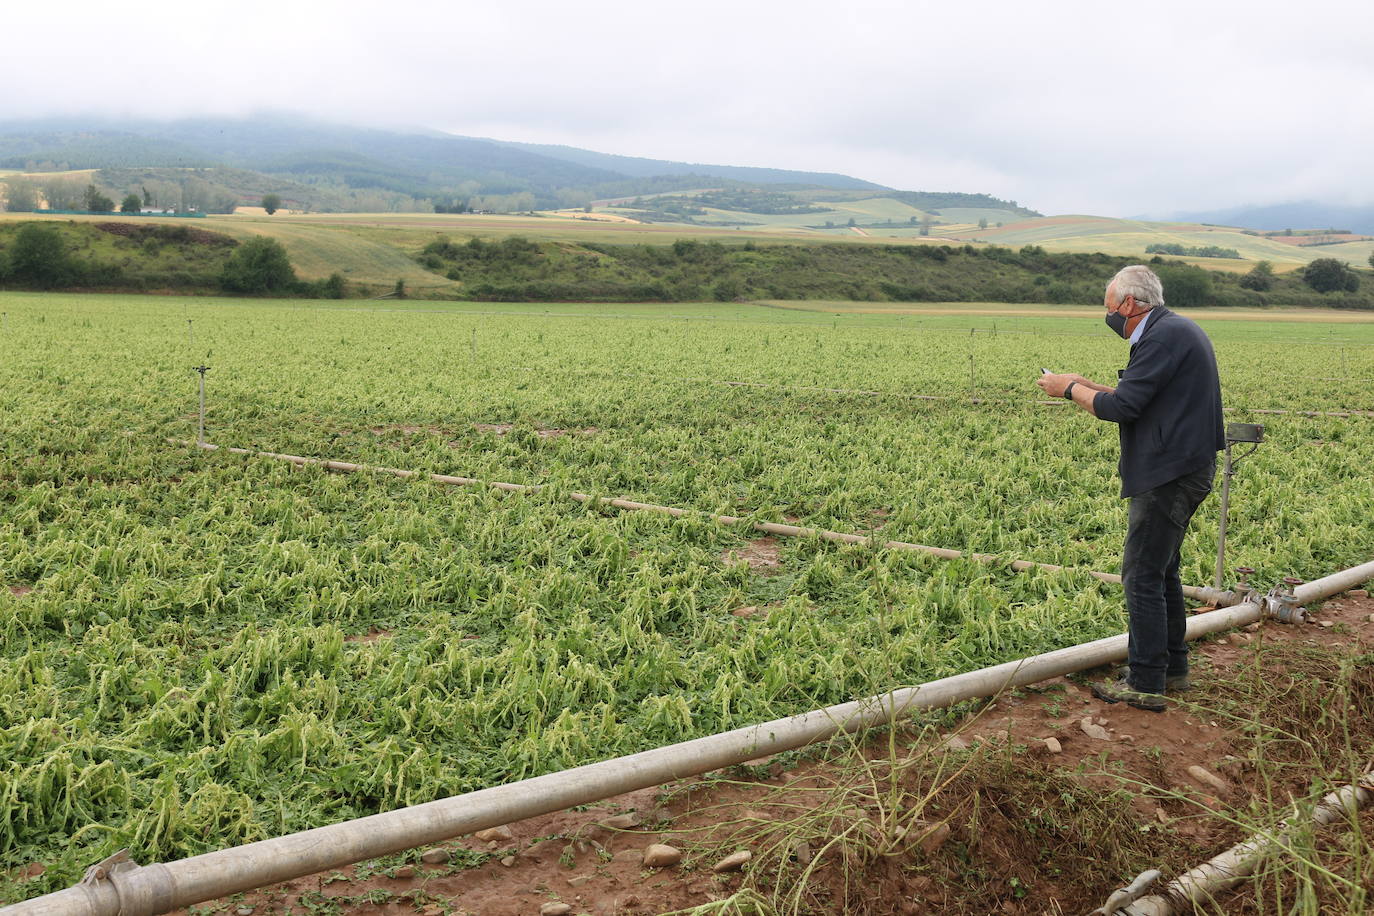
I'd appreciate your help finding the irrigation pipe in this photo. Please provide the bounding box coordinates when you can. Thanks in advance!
[167,439,1238,607]
[1113,769,1374,915]
[13,560,1371,916]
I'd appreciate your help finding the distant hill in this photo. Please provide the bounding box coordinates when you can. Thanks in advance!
[1166,201,1374,236]
[488,139,886,190]
[0,116,895,213]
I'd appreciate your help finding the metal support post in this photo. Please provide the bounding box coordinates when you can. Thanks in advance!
[194,365,210,446]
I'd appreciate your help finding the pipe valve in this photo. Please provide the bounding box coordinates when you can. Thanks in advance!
[1262,577,1307,624]
[1231,568,1258,604]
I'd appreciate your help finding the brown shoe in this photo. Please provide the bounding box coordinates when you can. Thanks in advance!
[1091,677,1167,712]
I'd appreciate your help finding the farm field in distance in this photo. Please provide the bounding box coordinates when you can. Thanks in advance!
[3,292,1374,902]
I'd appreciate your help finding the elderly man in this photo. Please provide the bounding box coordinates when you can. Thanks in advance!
[1038,265,1224,711]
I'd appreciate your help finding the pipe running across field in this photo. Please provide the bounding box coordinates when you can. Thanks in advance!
[12,558,1373,916]
[168,439,1238,607]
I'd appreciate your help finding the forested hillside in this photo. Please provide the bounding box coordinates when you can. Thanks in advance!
[0,117,893,213]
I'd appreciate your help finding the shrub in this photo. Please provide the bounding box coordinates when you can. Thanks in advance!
[3,224,77,288]
[220,237,297,294]
[1304,258,1360,294]
[1158,265,1213,308]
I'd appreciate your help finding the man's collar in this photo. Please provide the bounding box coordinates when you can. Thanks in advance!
[1129,308,1155,345]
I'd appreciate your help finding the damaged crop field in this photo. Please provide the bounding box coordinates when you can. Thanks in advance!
[2,292,1374,912]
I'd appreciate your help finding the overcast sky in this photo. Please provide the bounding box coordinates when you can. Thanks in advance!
[4,0,1370,216]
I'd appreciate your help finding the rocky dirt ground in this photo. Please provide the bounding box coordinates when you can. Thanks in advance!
[22,591,1370,916]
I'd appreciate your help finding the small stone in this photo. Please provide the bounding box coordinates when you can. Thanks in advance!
[1079,717,1111,741]
[567,874,594,887]
[791,841,813,865]
[1229,633,1249,645]
[500,855,516,868]
[1318,620,1335,628]
[475,825,514,843]
[1043,737,1062,754]
[393,864,416,878]
[712,851,752,872]
[1187,765,1230,793]
[420,847,450,865]
[642,844,683,868]
[1348,589,1368,598]
[1119,734,1135,744]
[1095,717,1109,727]
[611,849,641,865]
[914,820,951,854]
[1365,614,1374,623]
[943,735,971,751]
[236,908,254,916]
[603,812,641,830]
[1154,808,1168,824]
[1244,622,1261,633]
[540,904,573,916]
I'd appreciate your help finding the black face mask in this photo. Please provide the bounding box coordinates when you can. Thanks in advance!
[1105,310,1130,339]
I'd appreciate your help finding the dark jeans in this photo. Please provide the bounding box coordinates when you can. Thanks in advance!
[1122,462,1215,694]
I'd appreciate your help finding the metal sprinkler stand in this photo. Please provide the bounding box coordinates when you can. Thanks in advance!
[193,365,211,446]
[1213,422,1264,590]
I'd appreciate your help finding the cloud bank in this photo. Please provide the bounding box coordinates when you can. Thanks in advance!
[4,0,1370,215]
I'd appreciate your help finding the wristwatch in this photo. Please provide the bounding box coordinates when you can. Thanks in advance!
[1063,382,1077,401]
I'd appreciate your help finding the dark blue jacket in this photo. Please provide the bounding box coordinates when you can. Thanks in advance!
[1092,307,1225,498]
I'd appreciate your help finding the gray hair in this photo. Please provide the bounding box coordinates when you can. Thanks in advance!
[1109,265,1164,309]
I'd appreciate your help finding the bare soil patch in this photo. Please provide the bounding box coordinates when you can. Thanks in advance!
[7,584,33,597]
[369,425,441,436]
[343,629,394,644]
[721,537,782,574]
[145,593,1374,916]
[472,423,599,440]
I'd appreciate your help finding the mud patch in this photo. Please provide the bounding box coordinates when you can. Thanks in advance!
[8,584,33,597]
[723,537,782,574]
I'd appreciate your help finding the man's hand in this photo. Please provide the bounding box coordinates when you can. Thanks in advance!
[1037,372,1075,398]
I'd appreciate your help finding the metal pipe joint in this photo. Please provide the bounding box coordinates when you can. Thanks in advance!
[1261,576,1307,624]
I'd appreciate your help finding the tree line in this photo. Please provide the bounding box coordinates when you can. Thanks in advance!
[0,222,345,297]
[417,237,1373,308]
